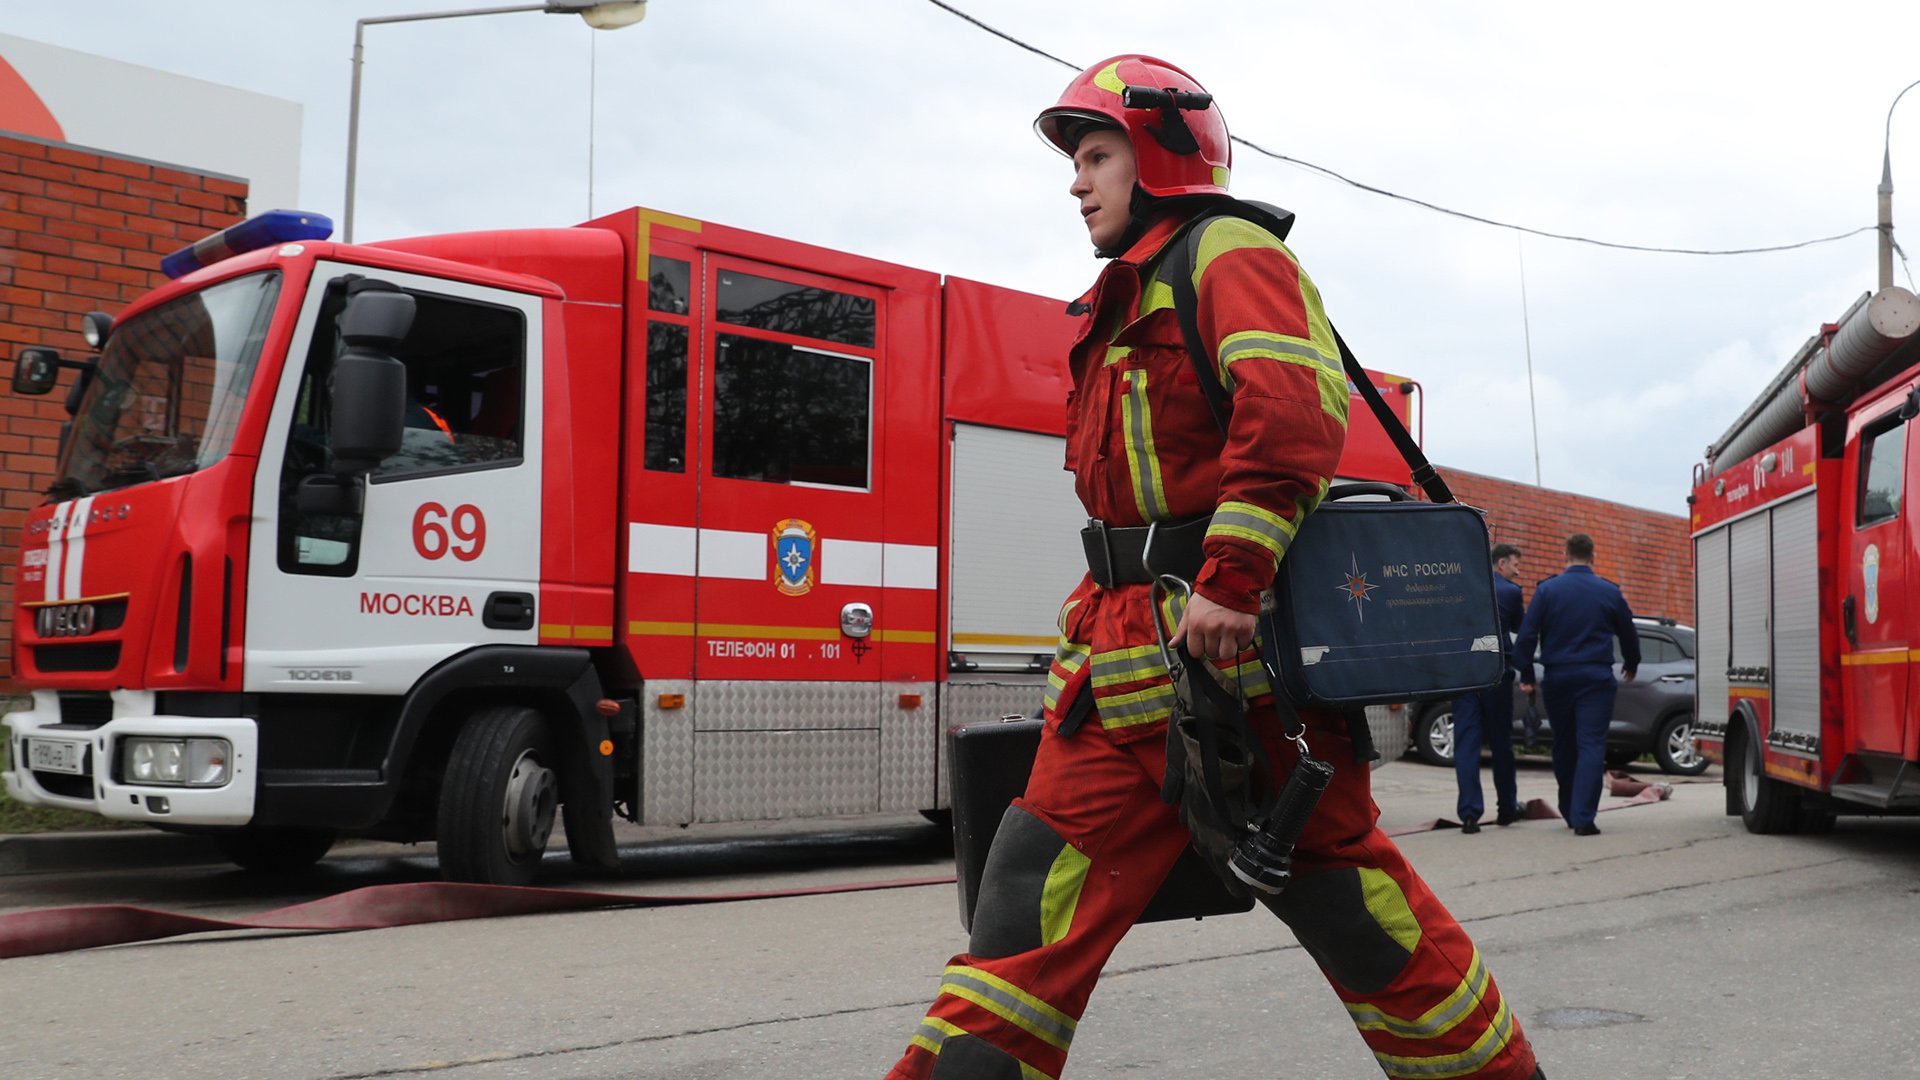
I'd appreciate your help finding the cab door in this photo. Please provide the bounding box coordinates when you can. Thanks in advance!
[248,265,543,693]
[1842,400,1909,754]
[688,256,890,819]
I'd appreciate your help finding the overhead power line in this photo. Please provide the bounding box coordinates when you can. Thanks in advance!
[924,0,1878,257]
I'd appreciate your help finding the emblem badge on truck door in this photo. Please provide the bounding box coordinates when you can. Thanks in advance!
[773,518,817,597]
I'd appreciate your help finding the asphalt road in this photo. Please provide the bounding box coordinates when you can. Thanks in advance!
[5,756,1920,1080]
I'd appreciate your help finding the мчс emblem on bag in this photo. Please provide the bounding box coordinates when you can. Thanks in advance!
[773,518,818,596]
[1335,552,1377,622]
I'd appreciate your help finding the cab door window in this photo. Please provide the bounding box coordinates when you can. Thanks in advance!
[1859,417,1906,526]
[278,279,526,575]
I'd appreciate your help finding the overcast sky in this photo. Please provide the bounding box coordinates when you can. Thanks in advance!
[10,1,1920,515]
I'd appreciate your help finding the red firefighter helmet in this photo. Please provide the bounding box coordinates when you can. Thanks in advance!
[1034,55,1231,197]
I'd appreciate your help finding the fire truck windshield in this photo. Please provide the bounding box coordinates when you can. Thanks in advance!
[50,271,281,499]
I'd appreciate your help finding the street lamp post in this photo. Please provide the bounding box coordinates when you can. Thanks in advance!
[1881,78,1920,291]
[343,1,646,242]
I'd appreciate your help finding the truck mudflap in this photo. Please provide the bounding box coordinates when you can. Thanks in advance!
[2,690,258,827]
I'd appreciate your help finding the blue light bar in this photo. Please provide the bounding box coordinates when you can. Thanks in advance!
[159,209,334,279]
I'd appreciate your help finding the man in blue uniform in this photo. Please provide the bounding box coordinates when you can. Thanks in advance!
[1514,533,1639,836]
[1453,544,1527,834]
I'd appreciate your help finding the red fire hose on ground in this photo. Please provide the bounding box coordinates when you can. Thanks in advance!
[0,875,956,960]
[1,772,1689,960]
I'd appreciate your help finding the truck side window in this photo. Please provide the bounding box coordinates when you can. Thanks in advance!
[1859,418,1906,527]
[277,282,526,575]
[645,256,691,473]
[712,334,870,488]
[716,270,875,348]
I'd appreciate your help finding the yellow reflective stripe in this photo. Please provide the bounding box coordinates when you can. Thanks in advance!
[910,1015,967,1057]
[1040,843,1090,946]
[1058,598,1082,633]
[911,1017,1059,1080]
[1092,682,1176,728]
[940,966,1077,1051]
[1090,643,1168,687]
[1208,500,1298,566]
[1217,330,1349,423]
[1121,369,1170,521]
[1093,61,1125,96]
[1348,951,1489,1040]
[1043,643,1090,711]
[1372,996,1515,1079]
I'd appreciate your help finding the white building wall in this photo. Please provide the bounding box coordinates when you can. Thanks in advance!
[0,31,300,212]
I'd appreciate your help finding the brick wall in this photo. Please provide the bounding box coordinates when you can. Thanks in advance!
[1441,467,1694,624]
[0,131,247,687]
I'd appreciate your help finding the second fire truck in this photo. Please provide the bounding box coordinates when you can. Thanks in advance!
[1691,284,1920,830]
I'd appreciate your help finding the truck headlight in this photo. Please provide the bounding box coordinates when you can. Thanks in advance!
[124,738,231,787]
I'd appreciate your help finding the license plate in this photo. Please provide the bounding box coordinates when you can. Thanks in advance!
[26,737,85,776]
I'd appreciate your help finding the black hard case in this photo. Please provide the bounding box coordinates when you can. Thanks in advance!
[948,715,1253,930]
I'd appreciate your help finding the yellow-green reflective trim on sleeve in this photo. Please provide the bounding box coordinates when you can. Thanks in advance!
[1216,330,1350,424]
[1191,217,1342,407]
[1208,500,1298,564]
[1040,843,1091,946]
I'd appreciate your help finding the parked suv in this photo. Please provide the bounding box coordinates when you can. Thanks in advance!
[1407,618,1706,775]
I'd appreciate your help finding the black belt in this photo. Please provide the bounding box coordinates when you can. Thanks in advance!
[1080,516,1210,587]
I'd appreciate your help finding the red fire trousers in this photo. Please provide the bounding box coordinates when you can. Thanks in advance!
[886,705,1538,1079]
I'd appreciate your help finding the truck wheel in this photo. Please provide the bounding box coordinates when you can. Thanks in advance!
[1654,714,1709,776]
[1412,705,1455,767]
[438,705,558,886]
[215,826,335,875]
[1736,720,1800,835]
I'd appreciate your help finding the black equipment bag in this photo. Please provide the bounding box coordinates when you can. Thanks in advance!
[1169,199,1504,708]
[948,715,1253,929]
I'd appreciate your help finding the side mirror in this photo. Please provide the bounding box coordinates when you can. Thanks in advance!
[1902,386,1920,422]
[329,289,415,473]
[12,347,61,395]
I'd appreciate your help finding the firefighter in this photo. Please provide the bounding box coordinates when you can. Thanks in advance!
[886,55,1542,1080]
[1514,533,1640,836]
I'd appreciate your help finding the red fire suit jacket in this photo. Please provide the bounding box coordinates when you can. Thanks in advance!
[1043,209,1349,744]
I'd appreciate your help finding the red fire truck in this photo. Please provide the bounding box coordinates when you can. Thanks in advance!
[1690,284,1920,831]
[2,207,1420,882]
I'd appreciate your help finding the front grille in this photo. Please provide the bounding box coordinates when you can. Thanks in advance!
[58,692,113,728]
[32,643,121,673]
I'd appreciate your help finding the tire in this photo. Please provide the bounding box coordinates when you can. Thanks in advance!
[1735,719,1800,835]
[1653,713,1710,776]
[1412,705,1455,767]
[215,826,335,875]
[919,808,953,828]
[437,704,559,886]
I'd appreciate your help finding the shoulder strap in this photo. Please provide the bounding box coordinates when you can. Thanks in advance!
[1169,202,1455,504]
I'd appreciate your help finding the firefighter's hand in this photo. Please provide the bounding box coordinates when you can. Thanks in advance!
[1170,593,1257,661]
[1520,683,1535,694]
[1621,669,1637,684]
